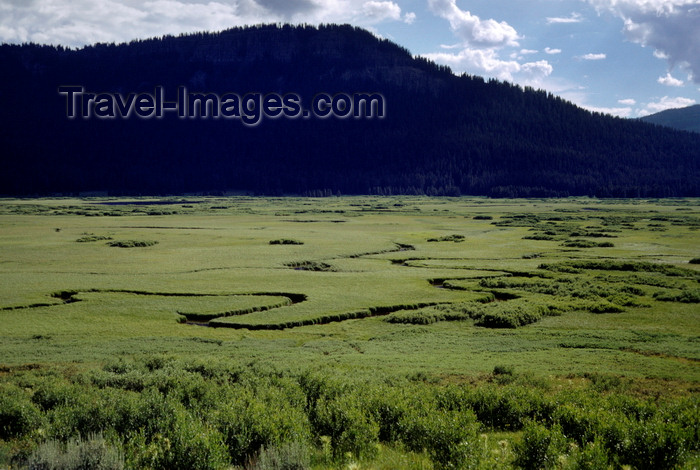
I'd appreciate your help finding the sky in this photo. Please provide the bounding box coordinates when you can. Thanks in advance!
[1,0,698,117]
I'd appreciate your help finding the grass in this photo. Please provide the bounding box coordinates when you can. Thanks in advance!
[0,196,698,468]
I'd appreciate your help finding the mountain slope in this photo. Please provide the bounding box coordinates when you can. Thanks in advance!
[639,105,700,133]
[1,24,698,197]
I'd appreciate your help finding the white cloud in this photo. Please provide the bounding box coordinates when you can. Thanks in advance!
[580,53,606,60]
[424,0,554,89]
[0,0,415,47]
[584,105,633,117]
[639,95,696,116]
[544,47,561,54]
[362,1,401,22]
[618,98,636,105]
[586,0,700,83]
[424,48,552,85]
[427,0,519,48]
[657,72,683,87]
[546,12,582,24]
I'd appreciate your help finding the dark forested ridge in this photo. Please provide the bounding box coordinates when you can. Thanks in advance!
[638,105,700,134]
[1,23,698,197]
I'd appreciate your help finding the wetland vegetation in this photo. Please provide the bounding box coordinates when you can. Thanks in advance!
[0,196,698,469]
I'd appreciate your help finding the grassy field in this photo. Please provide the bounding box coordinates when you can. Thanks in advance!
[0,196,698,469]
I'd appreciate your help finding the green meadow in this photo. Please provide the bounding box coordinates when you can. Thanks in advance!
[0,197,698,469]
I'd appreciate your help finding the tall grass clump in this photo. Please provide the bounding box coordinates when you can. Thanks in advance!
[247,441,310,470]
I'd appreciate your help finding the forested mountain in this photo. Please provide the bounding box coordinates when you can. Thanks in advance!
[639,105,700,134]
[1,24,698,197]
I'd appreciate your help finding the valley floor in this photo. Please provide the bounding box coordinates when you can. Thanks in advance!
[0,196,698,468]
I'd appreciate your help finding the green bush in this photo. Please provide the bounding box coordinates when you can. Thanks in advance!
[384,307,447,325]
[562,239,614,248]
[312,393,379,460]
[76,234,113,242]
[269,239,304,245]
[213,386,311,466]
[492,365,514,376]
[284,261,335,271]
[45,388,130,440]
[107,240,158,248]
[0,384,43,440]
[622,417,689,470]
[456,385,553,430]
[427,234,465,242]
[125,405,229,470]
[364,386,413,443]
[653,289,700,303]
[566,437,611,470]
[513,421,566,470]
[398,408,480,470]
[554,403,604,445]
[585,302,625,314]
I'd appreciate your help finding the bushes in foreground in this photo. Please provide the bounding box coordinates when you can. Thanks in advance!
[0,359,697,469]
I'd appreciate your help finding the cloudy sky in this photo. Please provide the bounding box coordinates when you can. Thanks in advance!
[1,0,698,117]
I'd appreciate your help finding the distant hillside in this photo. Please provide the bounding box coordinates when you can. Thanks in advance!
[639,105,700,133]
[1,24,699,197]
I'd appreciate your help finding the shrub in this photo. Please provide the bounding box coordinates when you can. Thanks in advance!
[493,365,514,376]
[213,387,311,466]
[47,389,120,440]
[269,239,304,245]
[554,404,597,445]
[561,240,614,248]
[0,384,43,440]
[585,302,625,314]
[475,304,555,328]
[458,386,551,430]
[107,240,158,248]
[284,261,335,272]
[364,386,413,443]
[76,234,113,242]
[398,408,480,470]
[567,437,611,470]
[312,394,379,460]
[384,307,446,325]
[125,405,229,470]
[427,234,465,242]
[621,417,689,470]
[513,421,566,470]
[522,234,555,241]
[653,289,700,303]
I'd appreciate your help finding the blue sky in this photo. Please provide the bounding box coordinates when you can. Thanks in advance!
[1,0,698,117]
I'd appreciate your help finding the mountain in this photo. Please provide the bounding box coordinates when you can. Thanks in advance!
[639,105,700,134]
[1,24,699,197]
